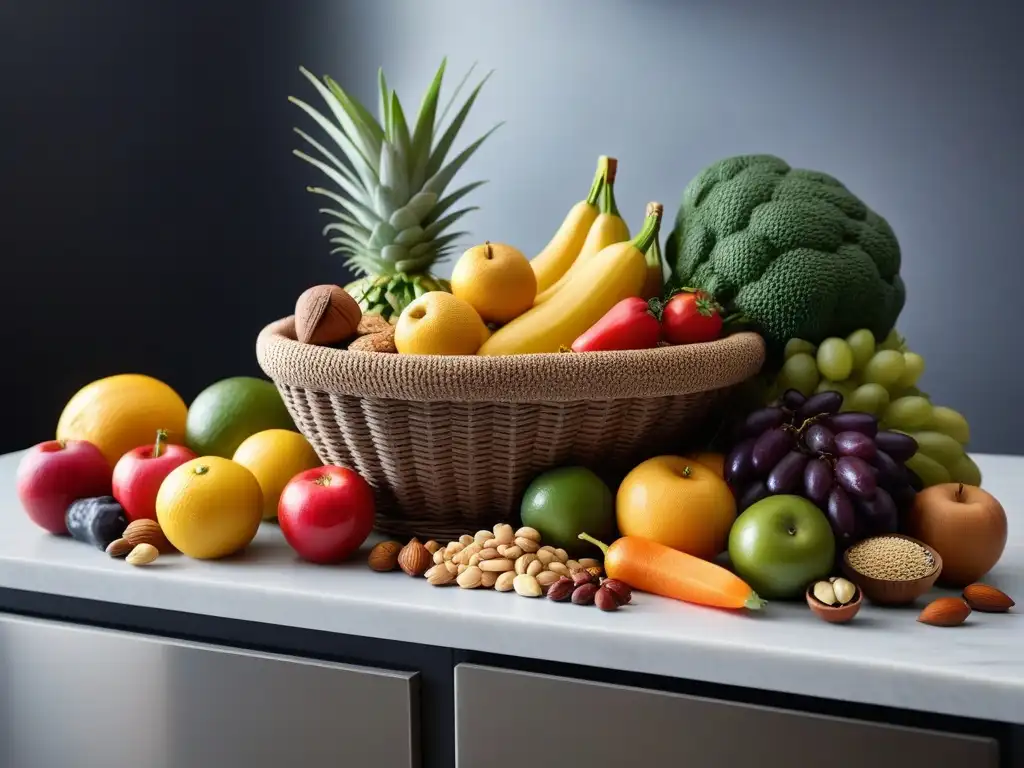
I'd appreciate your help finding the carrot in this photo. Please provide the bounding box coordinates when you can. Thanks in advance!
[579,532,766,611]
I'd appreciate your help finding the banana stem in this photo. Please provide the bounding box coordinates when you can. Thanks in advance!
[631,202,663,254]
[597,156,621,217]
[585,158,605,206]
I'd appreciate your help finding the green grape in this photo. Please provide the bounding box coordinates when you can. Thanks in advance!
[846,329,876,371]
[778,352,820,396]
[784,338,816,360]
[905,452,951,488]
[862,350,906,388]
[817,379,855,404]
[878,329,906,352]
[882,396,933,430]
[816,338,854,381]
[845,383,890,415]
[911,430,966,468]
[927,405,970,444]
[898,352,925,388]
[948,454,983,486]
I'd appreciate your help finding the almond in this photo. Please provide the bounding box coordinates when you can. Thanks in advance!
[126,543,159,566]
[918,597,972,627]
[398,539,432,577]
[479,558,515,573]
[105,538,133,558]
[962,583,1015,613]
[123,519,175,554]
[368,541,403,572]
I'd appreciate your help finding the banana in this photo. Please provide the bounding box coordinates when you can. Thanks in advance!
[533,157,630,306]
[640,202,667,299]
[530,157,607,294]
[478,204,662,356]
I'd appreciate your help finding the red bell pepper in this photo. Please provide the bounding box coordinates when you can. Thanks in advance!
[571,297,662,352]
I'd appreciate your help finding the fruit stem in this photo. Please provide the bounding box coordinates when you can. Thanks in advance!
[153,429,168,459]
[745,593,768,611]
[484,241,493,260]
[193,465,209,476]
[631,203,663,255]
[578,532,610,556]
[599,167,622,218]
[955,482,965,502]
[585,158,605,207]
[682,465,692,478]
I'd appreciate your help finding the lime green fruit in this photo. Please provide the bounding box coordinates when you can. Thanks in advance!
[948,454,983,487]
[816,338,854,382]
[778,352,819,397]
[882,396,932,431]
[186,377,296,458]
[910,430,966,468]
[784,338,816,360]
[927,406,971,445]
[862,349,906,388]
[845,383,890,416]
[845,329,876,371]
[905,452,951,488]
[520,467,615,558]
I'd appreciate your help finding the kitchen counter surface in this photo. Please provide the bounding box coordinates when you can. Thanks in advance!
[0,450,1020,725]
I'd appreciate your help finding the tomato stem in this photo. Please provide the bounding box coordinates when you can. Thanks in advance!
[153,429,168,459]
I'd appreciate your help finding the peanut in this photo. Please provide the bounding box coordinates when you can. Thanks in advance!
[457,566,483,589]
[536,550,555,566]
[495,571,516,592]
[479,558,515,573]
[426,565,456,586]
[478,547,500,560]
[459,534,474,547]
[502,545,524,560]
[566,560,582,573]
[513,573,542,597]
[548,561,570,577]
[514,537,539,554]
[493,523,515,545]
[424,540,440,554]
[515,553,538,575]
[578,558,600,569]
[514,526,542,543]
[474,530,492,547]
[526,559,544,577]
[554,548,569,563]
[536,570,561,589]
[480,571,498,589]
[444,561,459,576]
[432,549,445,565]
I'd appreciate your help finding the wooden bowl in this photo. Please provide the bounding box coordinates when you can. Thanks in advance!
[806,582,862,624]
[841,534,943,606]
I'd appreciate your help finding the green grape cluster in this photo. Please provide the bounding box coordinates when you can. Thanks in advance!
[767,328,981,488]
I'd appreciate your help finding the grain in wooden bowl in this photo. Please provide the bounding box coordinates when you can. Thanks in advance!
[841,534,943,606]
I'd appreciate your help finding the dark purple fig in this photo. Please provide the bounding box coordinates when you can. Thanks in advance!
[874,430,918,462]
[835,455,877,499]
[766,450,809,494]
[803,458,834,507]
[796,391,843,422]
[803,424,836,455]
[751,427,793,475]
[825,412,878,438]
[724,438,757,488]
[835,431,877,461]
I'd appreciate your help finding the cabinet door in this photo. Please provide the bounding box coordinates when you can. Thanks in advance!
[0,614,418,768]
[455,664,998,768]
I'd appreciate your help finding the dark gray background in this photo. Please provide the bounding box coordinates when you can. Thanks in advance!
[1,0,1020,454]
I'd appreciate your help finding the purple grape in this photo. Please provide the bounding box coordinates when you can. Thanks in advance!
[825,412,878,438]
[724,438,756,488]
[871,450,908,489]
[803,458,834,506]
[796,391,843,422]
[835,456,877,499]
[835,431,877,461]
[767,450,809,494]
[889,483,917,514]
[906,467,924,492]
[782,389,806,409]
[737,481,770,512]
[856,487,899,535]
[742,407,788,437]
[826,487,857,544]
[751,427,793,475]
[803,424,836,455]
[875,430,918,463]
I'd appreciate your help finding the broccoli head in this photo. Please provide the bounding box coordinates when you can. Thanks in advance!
[665,154,905,354]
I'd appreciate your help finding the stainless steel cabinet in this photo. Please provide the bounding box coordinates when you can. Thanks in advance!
[455,663,998,768]
[0,614,418,768]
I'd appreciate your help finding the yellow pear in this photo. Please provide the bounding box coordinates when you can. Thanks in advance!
[451,241,537,324]
[394,292,490,355]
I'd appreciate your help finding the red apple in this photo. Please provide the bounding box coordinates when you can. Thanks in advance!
[112,429,197,522]
[278,465,375,564]
[17,440,113,534]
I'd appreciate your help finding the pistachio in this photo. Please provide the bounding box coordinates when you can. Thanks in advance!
[813,580,837,606]
[832,578,857,605]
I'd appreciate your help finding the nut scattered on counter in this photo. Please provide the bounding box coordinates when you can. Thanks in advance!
[513,573,542,597]
[917,597,972,627]
[105,538,134,558]
[126,543,159,566]
[398,538,432,577]
[123,519,176,554]
[368,540,403,572]
[962,583,1015,613]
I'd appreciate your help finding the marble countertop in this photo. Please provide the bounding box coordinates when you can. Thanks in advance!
[0,450,1020,724]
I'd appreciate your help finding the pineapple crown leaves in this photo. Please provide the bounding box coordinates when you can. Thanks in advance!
[288,58,503,274]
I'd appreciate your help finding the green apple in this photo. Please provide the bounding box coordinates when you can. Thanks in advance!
[727,495,835,600]
[520,466,615,558]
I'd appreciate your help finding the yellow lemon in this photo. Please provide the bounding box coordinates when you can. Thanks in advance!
[451,241,537,324]
[394,291,490,355]
[57,374,188,467]
[232,429,322,520]
[156,456,263,559]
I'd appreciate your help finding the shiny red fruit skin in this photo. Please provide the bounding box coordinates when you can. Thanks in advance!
[112,443,197,522]
[277,466,376,564]
[16,440,113,534]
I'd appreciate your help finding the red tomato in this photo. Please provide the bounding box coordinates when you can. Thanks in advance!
[571,297,661,353]
[112,430,197,523]
[660,290,723,344]
[278,465,376,564]
[16,440,112,534]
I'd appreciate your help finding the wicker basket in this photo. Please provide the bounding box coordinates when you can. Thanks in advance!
[256,316,765,540]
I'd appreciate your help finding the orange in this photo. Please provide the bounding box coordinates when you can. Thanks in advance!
[616,455,736,560]
[686,451,726,480]
[156,456,263,559]
[57,374,188,467]
[451,241,537,324]
[232,429,322,520]
[394,291,490,355]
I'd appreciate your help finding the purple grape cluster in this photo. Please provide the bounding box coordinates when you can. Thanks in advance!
[725,389,920,548]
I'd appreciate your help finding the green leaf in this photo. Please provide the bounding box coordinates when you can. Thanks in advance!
[394,225,425,246]
[328,235,365,253]
[293,128,359,184]
[409,59,447,190]
[378,68,390,139]
[423,122,503,198]
[388,91,412,163]
[379,143,409,207]
[306,186,381,231]
[324,74,384,163]
[435,61,478,138]
[427,70,495,179]
[369,221,398,249]
[423,206,477,240]
[293,149,375,210]
[289,93,378,191]
[323,221,371,242]
[317,207,362,227]
[422,181,487,226]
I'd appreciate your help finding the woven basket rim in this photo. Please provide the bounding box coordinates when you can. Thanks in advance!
[256,316,765,403]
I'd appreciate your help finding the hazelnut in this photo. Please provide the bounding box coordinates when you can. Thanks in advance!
[295,284,361,346]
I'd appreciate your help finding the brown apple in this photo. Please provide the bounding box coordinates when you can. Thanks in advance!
[906,482,1008,588]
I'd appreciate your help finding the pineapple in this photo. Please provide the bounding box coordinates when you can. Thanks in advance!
[289,59,501,321]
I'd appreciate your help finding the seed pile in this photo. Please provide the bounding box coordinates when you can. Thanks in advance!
[847,536,936,581]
